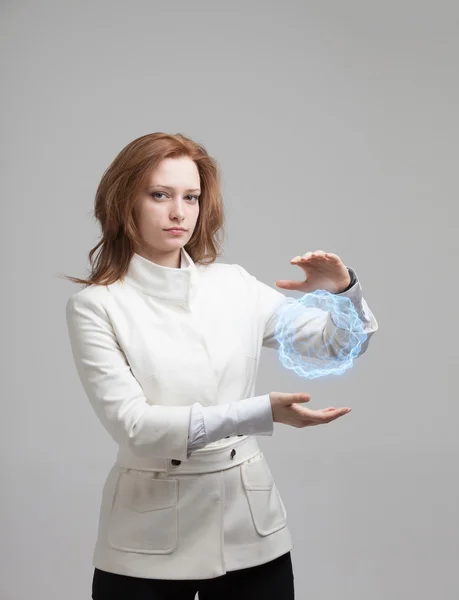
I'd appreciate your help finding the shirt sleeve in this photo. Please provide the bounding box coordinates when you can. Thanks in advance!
[187,395,273,455]
[66,290,194,462]
[187,403,207,454]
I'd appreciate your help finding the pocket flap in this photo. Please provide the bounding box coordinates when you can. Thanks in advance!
[241,455,274,491]
[117,472,178,513]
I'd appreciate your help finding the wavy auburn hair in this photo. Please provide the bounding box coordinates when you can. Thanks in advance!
[62,132,225,287]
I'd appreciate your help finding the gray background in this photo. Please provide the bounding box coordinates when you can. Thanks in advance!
[2,1,457,598]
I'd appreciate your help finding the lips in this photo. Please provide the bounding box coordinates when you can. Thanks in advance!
[165,228,187,232]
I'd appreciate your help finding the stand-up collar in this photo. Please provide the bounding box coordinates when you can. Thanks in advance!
[123,247,199,304]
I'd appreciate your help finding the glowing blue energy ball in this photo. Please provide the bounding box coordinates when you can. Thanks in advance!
[274,289,368,378]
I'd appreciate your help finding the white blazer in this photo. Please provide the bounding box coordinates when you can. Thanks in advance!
[65,247,378,580]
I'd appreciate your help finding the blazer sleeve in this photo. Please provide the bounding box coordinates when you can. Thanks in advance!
[65,290,193,462]
[233,264,379,358]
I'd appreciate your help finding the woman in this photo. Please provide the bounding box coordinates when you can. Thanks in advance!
[64,132,378,599]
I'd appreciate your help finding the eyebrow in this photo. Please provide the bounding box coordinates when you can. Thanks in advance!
[148,185,201,193]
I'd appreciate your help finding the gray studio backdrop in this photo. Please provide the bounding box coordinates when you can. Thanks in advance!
[2,1,457,598]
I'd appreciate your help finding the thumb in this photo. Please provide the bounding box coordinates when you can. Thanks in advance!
[275,279,302,290]
[289,393,311,404]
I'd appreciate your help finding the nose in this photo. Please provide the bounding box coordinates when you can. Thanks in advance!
[170,201,185,222]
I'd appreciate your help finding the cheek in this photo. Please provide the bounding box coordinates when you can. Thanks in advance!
[191,204,200,221]
[141,203,166,225]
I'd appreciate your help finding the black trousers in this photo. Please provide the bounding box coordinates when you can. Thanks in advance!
[92,551,294,599]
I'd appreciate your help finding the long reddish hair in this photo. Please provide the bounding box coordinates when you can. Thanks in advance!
[61,132,225,287]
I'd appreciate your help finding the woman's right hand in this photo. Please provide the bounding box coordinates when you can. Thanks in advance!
[269,392,352,428]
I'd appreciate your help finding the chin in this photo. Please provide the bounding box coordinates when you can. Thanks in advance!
[164,238,187,246]
[160,238,189,252]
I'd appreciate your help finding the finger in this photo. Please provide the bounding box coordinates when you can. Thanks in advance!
[304,251,326,260]
[322,408,352,421]
[275,279,304,290]
[292,253,327,265]
[291,252,312,263]
[293,406,349,422]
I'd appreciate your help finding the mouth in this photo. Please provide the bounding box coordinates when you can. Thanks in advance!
[164,227,186,237]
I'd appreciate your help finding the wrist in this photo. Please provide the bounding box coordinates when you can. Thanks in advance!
[336,268,356,293]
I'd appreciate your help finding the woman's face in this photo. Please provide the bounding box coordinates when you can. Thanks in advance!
[133,156,201,266]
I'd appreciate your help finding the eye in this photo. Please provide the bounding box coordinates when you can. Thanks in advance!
[151,192,167,200]
[187,195,199,202]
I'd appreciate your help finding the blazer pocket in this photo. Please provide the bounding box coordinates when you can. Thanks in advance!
[107,471,178,554]
[241,453,287,536]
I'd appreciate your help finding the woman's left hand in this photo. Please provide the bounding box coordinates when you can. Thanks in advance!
[275,250,351,294]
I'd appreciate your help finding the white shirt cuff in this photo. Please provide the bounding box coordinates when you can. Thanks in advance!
[187,394,274,453]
